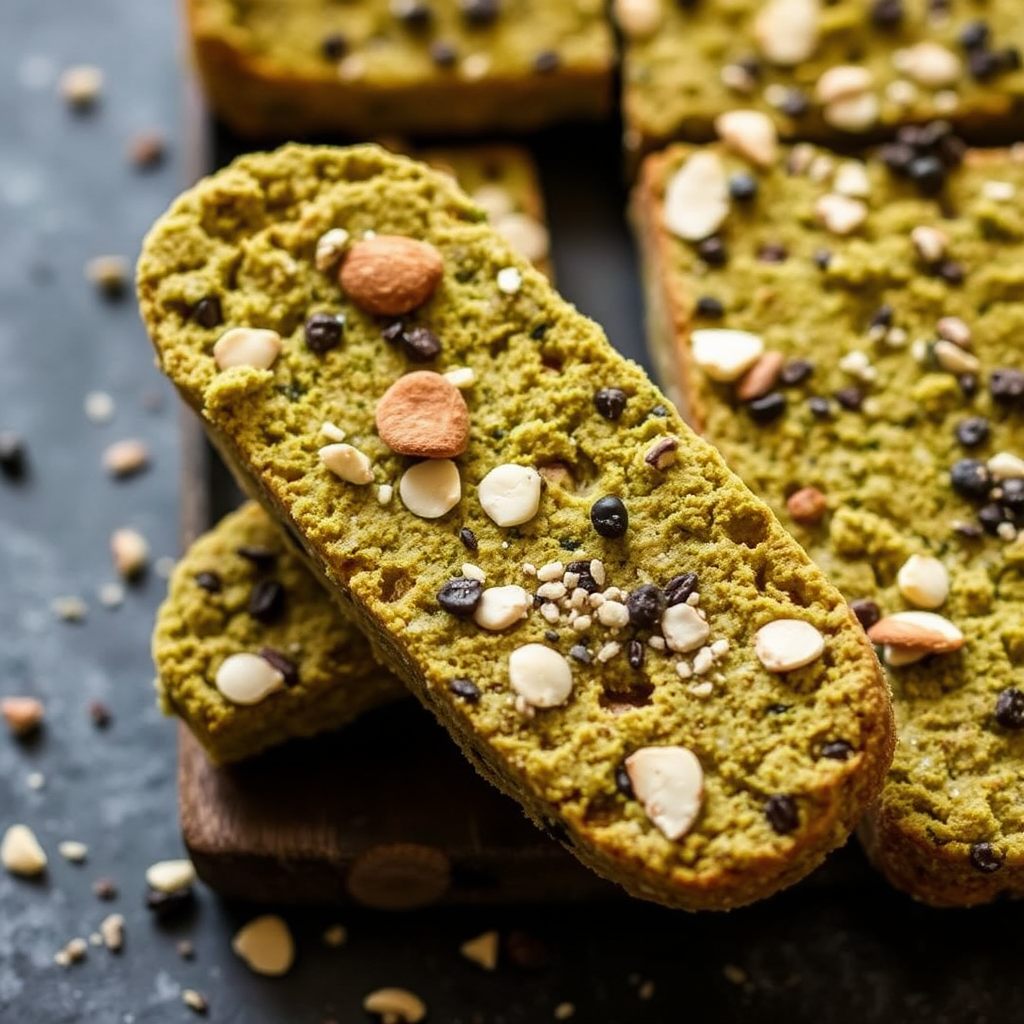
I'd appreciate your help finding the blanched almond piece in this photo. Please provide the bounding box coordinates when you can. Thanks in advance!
[215,652,285,706]
[320,443,374,484]
[213,327,281,371]
[625,746,704,841]
[715,110,779,167]
[755,619,825,672]
[340,235,444,316]
[508,644,573,708]
[691,329,764,383]
[363,988,426,1024]
[867,611,964,652]
[661,603,710,653]
[754,0,819,66]
[146,858,196,893]
[376,371,469,458]
[478,464,542,527]
[896,555,949,609]
[399,459,461,518]
[662,152,729,242]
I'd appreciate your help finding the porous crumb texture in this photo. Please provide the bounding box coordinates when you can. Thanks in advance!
[186,0,614,138]
[633,139,1024,905]
[622,0,1024,154]
[153,502,406,764]
[138,143,892,911]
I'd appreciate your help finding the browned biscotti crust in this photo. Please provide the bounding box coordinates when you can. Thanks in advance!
[631,137,1024,907]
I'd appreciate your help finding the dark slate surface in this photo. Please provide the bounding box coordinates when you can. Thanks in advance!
[1,1,1021,1022]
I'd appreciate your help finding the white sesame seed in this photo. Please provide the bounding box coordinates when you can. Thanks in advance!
[648,636,666,651]
[377,483,393,504]
[675,660,693,679]
[443,366,476,389]
[572,615,592,632]
[537,581,568,601]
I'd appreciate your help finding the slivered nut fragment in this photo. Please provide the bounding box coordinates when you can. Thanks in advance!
[896,41,961,88]
[736,351,785,402]
[815,65,873,104]
[478,464,542,527]
[936,316,971,348]
[509,644,573,708]
[755,619,825,672]
[363,987,427,1024]
[625,746,704,841]
[99,913,124,952]
[714,110,779,167]
[111,527,149,578]
[376,371,469,459]
[341,235,444,316]
[320,443,374,484]
[934,340,980,375]
[232,915,295,977]
[2,696,45,737]
[399,459,461,518]
[691,329,764,383]
[662,151,729,242]
[215,652,285,706]
[2,824,47,876]
[897,555,950,609]
[988,452,1024,480]
[213,327,281,371]
[822,92,879,132]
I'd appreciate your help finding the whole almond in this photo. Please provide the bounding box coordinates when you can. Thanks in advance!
[376,371,469,458]
[340,236,444,316]
[736,350,785,401]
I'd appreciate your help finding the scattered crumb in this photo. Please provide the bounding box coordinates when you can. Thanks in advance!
[127,130,167,169]
[2,696,45,737]
[177,940,196,960]
[322,924,347,947]
[51,596,88,622]
[554,1002,575,1021]
[58,64,102,110]
[54,936,88,967]
[102,438,150,478]
[111,527,149,579]
[99,913,125,952]
[182,989,208,1014]
[89,700,112,729]
[2,824,48,876]
[58,840,88,863]
[92,877,118,900]
[98,582,125,608]
[85,255,129,300]
[84,391,116,423]
[27,772,46,791]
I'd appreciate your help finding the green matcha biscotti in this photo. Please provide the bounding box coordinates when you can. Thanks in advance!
[154,502,407,763]
[187,0,614,139]
[138,143,893,911]
[631,126,1024,905]
[618,0,1024,158]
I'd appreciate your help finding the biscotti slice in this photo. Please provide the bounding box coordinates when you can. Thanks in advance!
[631,132,1024,905]
[138,143,892,911]
[618,0,1024,158]
[154,502,407,763]
[187,0,614,140]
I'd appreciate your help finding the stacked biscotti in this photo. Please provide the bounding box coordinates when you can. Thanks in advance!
[139,143,894,911]
[631,120,1024,905]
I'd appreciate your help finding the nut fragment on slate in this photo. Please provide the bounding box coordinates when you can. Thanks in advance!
[363,987,427,1024]
[625,746,704,841]
[897,554,950,609]
[399,458,461,518]
[340,235,444,316]
[460,930,500,970]
[755,619,825,672]
[182,989,209,1014]
[478,463,543,527]
[663,152,729,242]
[2,824,47,876]
[145,858,196,893]
[509,644,573,708]
[213,327,282,371]
[2,696,45,737]
[111,527,149,578]
[59,64,103,108]
[691,329,764,382]
[85,255,129,298]
[99,913,124,952]
[232,915,295,976]
[715,110,779,167]
[474,585,532,631]
[103,438,150,477]
[661,603,710,653]
[58,840,88,863]
[347,843,452,909]
[215,652,286,706]
[320,443,374,484]
[376,371,470,458]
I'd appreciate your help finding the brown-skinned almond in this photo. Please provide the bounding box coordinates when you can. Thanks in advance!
[376,371,470,459]
[866,612,965,652]
[340,235,444,316]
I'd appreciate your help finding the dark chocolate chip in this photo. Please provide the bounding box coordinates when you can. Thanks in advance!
[757,242,788,264]
[990,368,1024,406]
[402,326,442,361]
[449,677,481,702]
[869,0,903,27]
[994,687,1024,729]
[779,359,814,387]
[969,842,1003,873]
[258,647,299,688]
[778,88,808,118]
[908,154,946,194]
[569,644,591,664]
[820,739,855,761]
[429,40,459,68]
[807,395,832,419]
[813,248,832,270]
[977,503,1009,535]
[958,19,990,50]
[834,386,864,412]
[968,48,1003,81]
[728,172,758,201]
[590,496,628,539]
[696,236,728,266]
[248,579,286,624]
[849,598,881,631]
[236,545,278,571]
[89,700,112,729]
[695,296,725,319]
[869,304,894,329]
[533,50,560,73]
[304,312,345,354]
[544,630,559,643]
[437,577,483,617]
[381,320,406,344]
[458,527,479,552]
[595,387,628,421]
[955,416,989,449]
[194,571,222,593]
[764,794,799,834]
[615,763,635,798]
[958,372,979,399]
[145,886,196,919]
[393,0,433,28]
[1000,478,1024,517]
[747,391,787,423]
[321,33,348,60]
[93,878,118,900]
[461,0,500,25]
[664,572,698,607]
[567,560,599,594]
[949,458,991,500]
[627,640,644,670]
[937,259,965,286]
[0,433,28,481]
[192,296,222,328]
[625,584,665,629]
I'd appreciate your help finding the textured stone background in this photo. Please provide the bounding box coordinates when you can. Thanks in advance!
[0,1,1019,1021]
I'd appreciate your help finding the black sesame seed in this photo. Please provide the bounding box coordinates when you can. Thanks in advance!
[569,644,591,664]
[869,304,894,329]
[651,404,669,417]
[402,326,442,361]
[628,640,645,671]
[950,458,991,500]
[834,386,864,412]
[757,242,788,264]
[145,887,196,919]
[437,577,483,617]
[461,0,500,25]
[695,295,725,319]
[430,40,458,68]
[994,687,1024,729]
[780,359,814,387]
[779,88,808,118]
[696,236,728,266]
[258,647,299,688]
[449,677,481,702]
[533,50,560,73]
[248,579,286,624]
[813,248,832,270]
[530,322,550,341]
[869,0,903,27]
[0,433,28,481]
[808,395,832,419]
[938,260,965,286]
[908,154,946,194]
[320,32,348,60]
[766,703,790,716]
[978,503,1009,535]
[236,545,278,571]
[955,416,990,449]
[820,739,855,761]
[393,0,433,28]
[595,387,628,421]
[664,572,698,607]
[590,496,628,539]
[728,172,758,202]
[304,312,345,354]
[764,795,799,835]
[458,527,479,552]
[192,296,222,328]
[615,763,635,799]
[958,20,990,50]
[625,584,665,629]
[748,391,787,423]
[849,598,881,631]
[194,571,222,594]
[969,842,1004,874]
[990,368,1024,406]
[544,630,560,643]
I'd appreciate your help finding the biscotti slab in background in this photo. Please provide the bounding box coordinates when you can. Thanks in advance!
[618,0,1024,158]
[186,0,614,139]
[154,502,408,764]
[138,143,893,911]
[631,126,1024,905]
